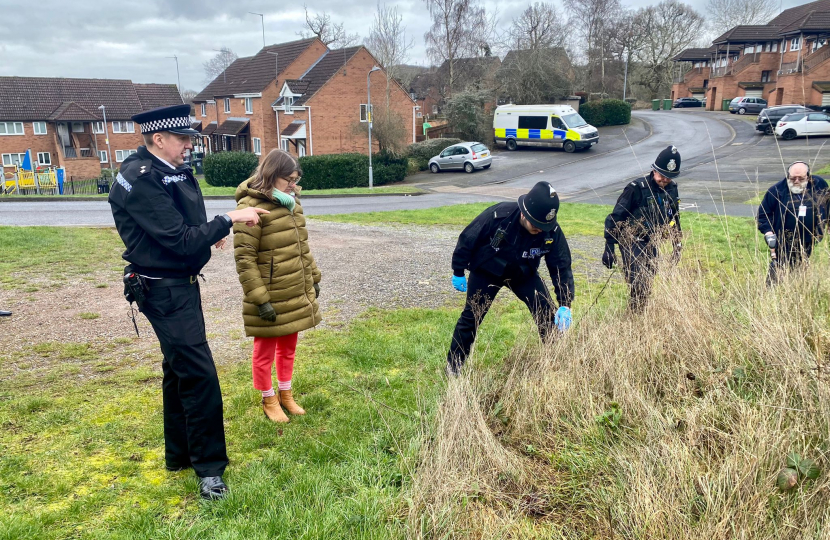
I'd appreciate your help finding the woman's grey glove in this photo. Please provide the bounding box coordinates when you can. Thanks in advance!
[313,283,320,299]
[257,302,277,322]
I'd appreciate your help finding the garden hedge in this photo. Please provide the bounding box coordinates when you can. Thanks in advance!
[298,152,407,190]
[204,151,260,187]
[579,99,632,127]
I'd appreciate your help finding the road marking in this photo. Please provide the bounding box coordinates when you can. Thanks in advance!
[731,142,743,146]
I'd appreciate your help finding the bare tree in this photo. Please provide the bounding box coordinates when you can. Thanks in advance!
[707,0,778,37]
[563,0,622,93]
[203,47,238,85]
[423,0,495,97]
[507,2,565,50]
[179,89,198,104]
[633,0,704,99]
[365,3,414,104]
[298,5,360,48]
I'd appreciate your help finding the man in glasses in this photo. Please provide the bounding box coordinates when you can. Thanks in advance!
[757,161,828,283]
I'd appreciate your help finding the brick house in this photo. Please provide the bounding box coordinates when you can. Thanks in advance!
[0,77,182,179]
[672,0,830,110]
[193,38,417,160]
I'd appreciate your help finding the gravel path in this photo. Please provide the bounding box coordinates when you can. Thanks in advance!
[0,221,604,381]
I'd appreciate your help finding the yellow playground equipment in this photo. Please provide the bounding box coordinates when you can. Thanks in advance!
[3,168,59,195]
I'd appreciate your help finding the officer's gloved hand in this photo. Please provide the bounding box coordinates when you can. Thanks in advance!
[602,242,616,269]
[452,275,467,292]
[555,306,572,332]
[257,302,277,322]
[671,242,682,265]
[313,282,321,299]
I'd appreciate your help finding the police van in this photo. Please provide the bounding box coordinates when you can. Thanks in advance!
[493,104,599,153]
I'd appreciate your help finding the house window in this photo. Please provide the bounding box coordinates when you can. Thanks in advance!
[245,97,253,114]
[201,103,206,117]
[417,111,423,118]
[281,138,289,151]
[92,121,105,134]
[112,121,135,133]
[33,122,47,135]
[253,137,261,155]
[359,104,374,122]
[790,37,801,51]
[284,96,294,114]
[298,141,306,157]
[761,70,771,82]
[224,98,231,113]
[99,151,108,163]
[115,149,137,162]
[2,153,26,166]
[745,45,754,54]
[432,105,438,114]
[37,152,51,166]
[71,122,84,133]
[0,122,25,135]
[772,41,779,52]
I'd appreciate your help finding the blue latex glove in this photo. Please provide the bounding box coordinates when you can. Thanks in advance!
[554,306,572,332]
[452,275,467,292]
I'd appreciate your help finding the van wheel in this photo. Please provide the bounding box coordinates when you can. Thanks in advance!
[430,163,440,173]
[738,107,747,115]
[563,141,576,153]
[464,162,475,173]
[782,129,797,140]
[506,139,517,151]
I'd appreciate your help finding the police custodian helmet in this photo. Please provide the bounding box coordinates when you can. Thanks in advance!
[518,181,560,231]
[652,145,681,179]
[132,104,200,136]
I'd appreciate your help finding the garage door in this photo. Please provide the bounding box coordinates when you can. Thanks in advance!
[692,92,705,100]
[823,92,830,106]
[744,89,763,99]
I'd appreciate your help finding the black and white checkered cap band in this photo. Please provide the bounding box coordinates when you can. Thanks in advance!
[140,116,192,133]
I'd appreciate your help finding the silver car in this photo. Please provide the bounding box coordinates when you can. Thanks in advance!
[428,142,493,174]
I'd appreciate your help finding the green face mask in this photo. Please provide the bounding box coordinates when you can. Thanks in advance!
[272,188,296,213]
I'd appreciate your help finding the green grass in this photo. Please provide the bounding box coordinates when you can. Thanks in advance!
[198,179,425,197]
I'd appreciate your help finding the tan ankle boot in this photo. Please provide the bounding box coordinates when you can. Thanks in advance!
[279,389,305,415]
[262,395,289,423]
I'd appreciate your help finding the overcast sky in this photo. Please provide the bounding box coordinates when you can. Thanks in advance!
[0,0,811,92]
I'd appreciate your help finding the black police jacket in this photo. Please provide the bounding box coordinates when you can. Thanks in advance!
[451,202,575,307]
[757,176,828,258]
[108,146,231,278]
[604,173,681,244]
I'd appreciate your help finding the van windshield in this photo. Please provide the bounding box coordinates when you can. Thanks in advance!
[562,113,588,128]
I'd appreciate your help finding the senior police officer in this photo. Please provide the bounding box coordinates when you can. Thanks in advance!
[108,104,268,500]
[602,145,683,312]
[757,161,828,283]
[446,181,575,376]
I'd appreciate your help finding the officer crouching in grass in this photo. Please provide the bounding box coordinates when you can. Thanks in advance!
[109,105,268,500]
[602,145,683,312]
[446,181,574,376]
[757,161,828,284]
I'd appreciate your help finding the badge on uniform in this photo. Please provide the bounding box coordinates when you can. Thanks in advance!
[799,205,807,217]
[545,238,553,245]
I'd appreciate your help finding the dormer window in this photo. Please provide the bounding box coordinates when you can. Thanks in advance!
[284,96,294,113]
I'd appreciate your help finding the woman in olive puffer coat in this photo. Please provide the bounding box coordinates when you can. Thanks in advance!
[233,149,321,423]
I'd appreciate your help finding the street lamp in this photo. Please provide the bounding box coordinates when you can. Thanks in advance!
[622,48,629,101]
[248,12,265,48]
[367,65,381,189]
[166,55,181,92]
[98,105,112,170]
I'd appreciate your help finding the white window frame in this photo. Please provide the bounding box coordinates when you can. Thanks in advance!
[360,104,374,123]
[245,97,253,114]
[115,149,137,163]
[37,152,51,166]
[99,150,108,163]
[112,121,135,133]
[33,121,47,135]
[284,96,294,114]
[253,137,261,155]
[201,103,206,117]
[92,121,105,134]
[790,37,801,51]
[71,122,84,133]
[298,141,306,157]
[2,153,26,166]
[281,138,289,151]
[224,98,231,113]
[0,122,25,135]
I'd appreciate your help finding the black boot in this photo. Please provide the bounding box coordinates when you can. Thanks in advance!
[199,476,229,500]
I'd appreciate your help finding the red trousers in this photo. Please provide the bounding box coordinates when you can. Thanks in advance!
[252,333,298,390]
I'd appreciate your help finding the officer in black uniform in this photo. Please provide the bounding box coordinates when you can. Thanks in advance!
[757,160,828,283]
[446,181,575,375]
[602,145,682,312]
[108,104,268,500]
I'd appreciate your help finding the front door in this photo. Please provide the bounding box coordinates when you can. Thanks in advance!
[298,141,306,157]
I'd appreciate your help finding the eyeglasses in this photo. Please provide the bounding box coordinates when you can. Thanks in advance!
[789,175,808,182]
[285,176,301,184]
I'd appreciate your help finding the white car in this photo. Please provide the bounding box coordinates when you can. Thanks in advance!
[775,111,830,140]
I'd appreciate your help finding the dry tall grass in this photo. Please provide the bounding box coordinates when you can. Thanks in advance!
[407,253,830,539]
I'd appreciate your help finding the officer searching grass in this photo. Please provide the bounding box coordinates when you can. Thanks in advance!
[109,104,269,501]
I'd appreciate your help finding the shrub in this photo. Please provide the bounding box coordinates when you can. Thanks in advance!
[579,99,631,127]
[298,152,407,190]
[204,151,260,187]
[406,138,463,171]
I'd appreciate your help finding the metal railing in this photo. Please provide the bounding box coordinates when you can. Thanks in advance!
[805,46,830,72]
[730,52,760,75]
[712,65,731,77]
[63,176,112,195]
[63,146,77,158]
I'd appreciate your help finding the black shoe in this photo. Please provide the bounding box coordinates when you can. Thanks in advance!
[199,476,229,500]
[0,310,11,317]
[165,461,192,472]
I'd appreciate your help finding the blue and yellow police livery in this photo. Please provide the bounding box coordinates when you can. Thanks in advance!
[493,104,599,153]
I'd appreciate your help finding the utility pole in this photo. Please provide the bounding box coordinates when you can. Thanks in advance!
[166,55,181,92]
[248,12,265,48]
[367,66,381,189]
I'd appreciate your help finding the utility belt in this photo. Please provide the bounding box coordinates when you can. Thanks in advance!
[122,266,202,335]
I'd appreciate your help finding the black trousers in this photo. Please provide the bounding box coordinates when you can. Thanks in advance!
[140,282,228,478]
[447,269,555,371]
[620,241,658,312]
[767,246,812,285]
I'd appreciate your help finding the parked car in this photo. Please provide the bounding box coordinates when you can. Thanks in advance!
[774,111,830,140]
[673,97,703,108]
[729,96,767,115]
[756,105,812,135]
[429,142,493,173]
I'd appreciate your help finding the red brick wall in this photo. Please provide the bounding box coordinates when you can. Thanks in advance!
[0,122,59,173]
[64,158,103,180]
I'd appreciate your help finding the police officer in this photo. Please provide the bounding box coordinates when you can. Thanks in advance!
[757,161,828,283]
[602,145,682,312]
[108,104,268,500]
[446,181,575,375]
